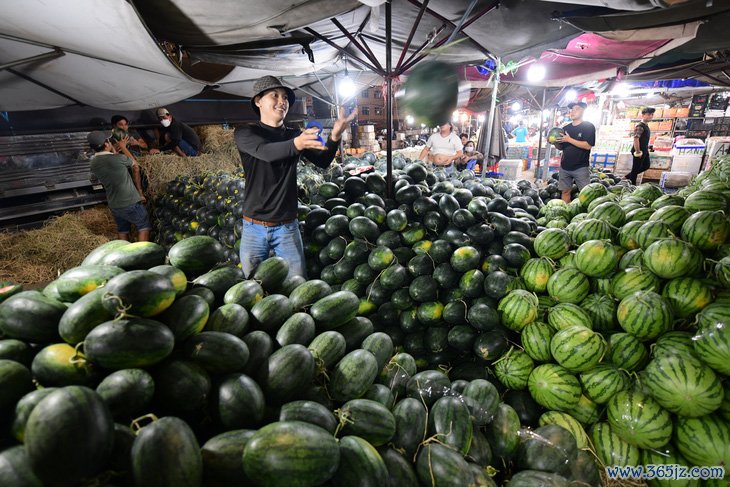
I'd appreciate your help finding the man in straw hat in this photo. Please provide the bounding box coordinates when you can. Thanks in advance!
[235,75,356,278]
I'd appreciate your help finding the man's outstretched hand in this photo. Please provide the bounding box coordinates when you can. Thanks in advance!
[331,107,357,142]
[294,127,326,151]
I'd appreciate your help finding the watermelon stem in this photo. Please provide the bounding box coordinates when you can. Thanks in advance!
[70,342,88,366]
[333,409,354,437]
[130,413,159,434]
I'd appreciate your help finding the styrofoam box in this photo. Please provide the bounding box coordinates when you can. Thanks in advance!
[671,154,703,175]
[661,171,693,188]
[498,159,522,180]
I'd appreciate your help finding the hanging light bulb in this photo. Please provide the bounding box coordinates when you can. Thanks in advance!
[527,64,546,82]
[337,76,357,98]
[565,89,577,102]
[511,101,522,112]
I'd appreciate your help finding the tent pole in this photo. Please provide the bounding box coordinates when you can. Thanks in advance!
[481,59,500,180]
[535,87,546,180]
[399,3,496,74]
[331,18,384,72]
[396,0,430,71]
[0,49,64,71]
[304,27,382,74]
[395,24,447,76]
[385,0,394,199]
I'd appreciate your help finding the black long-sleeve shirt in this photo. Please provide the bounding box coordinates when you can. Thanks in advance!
[159,119,200,152]
[235,122,338,222]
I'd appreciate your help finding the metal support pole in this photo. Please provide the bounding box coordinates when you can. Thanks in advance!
[481,60,500,180]
[396,0,430,71]
[385,1,394,198]
[331,18,384,72]
[303,27,382,74]
[535,87,546,180]
[0,48,64,71]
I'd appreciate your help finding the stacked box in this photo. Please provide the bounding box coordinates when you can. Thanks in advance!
[661,171,693,189]
[590,152,617,169]
[649,155,672,170]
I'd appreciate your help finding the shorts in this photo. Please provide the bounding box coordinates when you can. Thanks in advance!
[558,166,591,191]
[110,202,151,234]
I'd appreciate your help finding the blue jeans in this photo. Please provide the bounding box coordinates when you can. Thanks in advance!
[178,139,199,156]
[240,219,306,279]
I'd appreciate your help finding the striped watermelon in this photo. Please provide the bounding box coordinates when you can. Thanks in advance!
[580,294,617,332]
[632,183,663,203]
[570,213,589,224]
[591,278,613,296]
[635,221,672,250]
[607,333,648,372]
[566,393,601,426]
[579,364,629,404]
[618,220,645,251]
[550,326,606,373]
[534,228,571,260]
[650,194,685,210]
[578,183,608,207]
[545,219,567,229]
[521,322,555,363]
[537,295,558,321]
[642,445,700,487]
[720,385,730,423]
[538,411,589,448]
[558,251,575,269]
[716,256,730,288]
[617,291,673,341]
[574,240,618,278]
[586,195,616,213]
[684,190,728,213]
[644,353,723,417]
[610,267,661,301]
[571,219,613,246]
[589,201,626,227]
[497,290,539,332]
[494,349,534,390]
[590,422,641,468]
[648,205,690,232]
[527,364,582,411]
[606,389,672,449]
[652,331,698,360]
[693,304,730,375]
[643,238,703,279]
[519,258,554,294]
[547,268,590,304]
[661,277,713,318]
[618,249,643,270]
[680,210,730,251]
[674,415,730,469]
[547,303,593,331]
[625,207,656,223]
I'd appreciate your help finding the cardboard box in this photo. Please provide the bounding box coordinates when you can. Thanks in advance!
[358,125,375,133]
[661,171,693,189]
[665,107,678,118]
[676,107,690,118]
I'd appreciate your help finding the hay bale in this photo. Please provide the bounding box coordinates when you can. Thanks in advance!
[138,152,240,196]
[0,209,115,285]
[195,125,239,160]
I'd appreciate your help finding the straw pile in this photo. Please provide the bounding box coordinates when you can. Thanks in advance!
[137,152,240,197]
[0,206,117,285]
[196,124,240,161]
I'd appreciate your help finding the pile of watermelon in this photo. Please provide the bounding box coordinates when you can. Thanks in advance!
[1,152,729,486]
[0,236,597,486]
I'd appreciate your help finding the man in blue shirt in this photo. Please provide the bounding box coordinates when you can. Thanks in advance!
[512,121,528,143]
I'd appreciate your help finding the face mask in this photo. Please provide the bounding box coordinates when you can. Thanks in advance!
[161,119,171,128]
[465,146,474,153]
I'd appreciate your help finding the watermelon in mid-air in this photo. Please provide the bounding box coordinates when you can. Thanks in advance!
[401,61,459,126]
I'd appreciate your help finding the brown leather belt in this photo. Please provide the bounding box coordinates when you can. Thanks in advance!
[243,215,295,227]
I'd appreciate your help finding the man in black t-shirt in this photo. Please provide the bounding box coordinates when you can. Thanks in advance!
[554,102,596,203]
[235,76,356,278]
[149,108,201,157]
[625,107,655,185]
